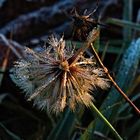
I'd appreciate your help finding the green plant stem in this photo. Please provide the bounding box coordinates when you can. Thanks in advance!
[90,103,123,140]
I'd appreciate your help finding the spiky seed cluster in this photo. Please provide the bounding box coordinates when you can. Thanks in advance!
[72,9,98,41]
[11,35,110,114]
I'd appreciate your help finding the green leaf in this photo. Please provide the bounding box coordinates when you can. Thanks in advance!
[106,18,140,31]
[0,123,21,140]
[123,0,133,41]
[126,119,140,138]
[94,38,140,134]
[81,38,140,139]
[47,109,76,140]
[118,93,140,115]
[66,40,123,54]
[80,121,95,140]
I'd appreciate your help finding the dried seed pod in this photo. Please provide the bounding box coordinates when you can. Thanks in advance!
[71,0,99,41]
[10,35,110,114]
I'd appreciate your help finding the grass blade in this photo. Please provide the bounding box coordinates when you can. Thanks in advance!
[106,18,140,31]
[94,38,140,134]
[0,123,21,140]
[81,38,140,139]
[90,103,123,140]
[123,0,133,41]
[47,110,76,140]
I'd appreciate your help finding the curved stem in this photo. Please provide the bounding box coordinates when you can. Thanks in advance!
[91,43,140,115]
[69,29,99,66]
[90,103,123,140]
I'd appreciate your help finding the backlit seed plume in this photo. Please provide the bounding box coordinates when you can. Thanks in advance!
[11,34,110,114]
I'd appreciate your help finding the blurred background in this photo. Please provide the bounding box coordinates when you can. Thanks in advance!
[0,0,140,140]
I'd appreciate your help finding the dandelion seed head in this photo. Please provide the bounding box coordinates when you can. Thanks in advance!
[11,35,110,114]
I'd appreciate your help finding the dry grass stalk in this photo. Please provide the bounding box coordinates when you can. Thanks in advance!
[91,43,140,115]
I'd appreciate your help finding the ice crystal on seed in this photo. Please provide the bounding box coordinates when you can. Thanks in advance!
[11,35,110,114]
